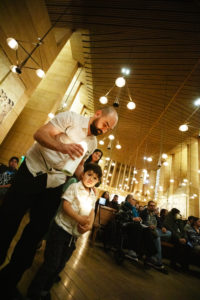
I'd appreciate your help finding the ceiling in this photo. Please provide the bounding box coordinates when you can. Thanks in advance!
[45,0,200,169]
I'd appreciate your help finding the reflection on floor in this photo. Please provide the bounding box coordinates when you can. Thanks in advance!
[1,214,200,300]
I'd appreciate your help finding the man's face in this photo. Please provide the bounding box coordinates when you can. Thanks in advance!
[82,170,99,188]
[148,202,156,212]
[113,195,118,202]
[9,159,18,170]
[90,113,117,136]
[128,196,136,207]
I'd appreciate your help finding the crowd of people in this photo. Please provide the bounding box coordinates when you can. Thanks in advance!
[0,106,199,299]
[96,191,200,274]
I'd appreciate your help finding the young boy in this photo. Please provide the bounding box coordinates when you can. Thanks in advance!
[27,163,102,300]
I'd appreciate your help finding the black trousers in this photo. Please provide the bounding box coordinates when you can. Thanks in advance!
[27,221,76,297]
[0,161,63,287]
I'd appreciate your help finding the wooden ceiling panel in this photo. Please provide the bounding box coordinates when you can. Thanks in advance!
[45,0,200,169]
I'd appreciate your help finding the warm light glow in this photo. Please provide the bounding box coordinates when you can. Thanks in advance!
[116,144,121,149]
[10,65,18,73]
[159,186,163,191]
[194,98,200,106]
[163,161,169,166]
[108,134,115,140]
[99,96,108,104]
[48,113,54,119]
[7,37,18,50]
[99,140,104,145]
[183,178,188,183]
[99,159,103,164]
[115,77,126,87]
[150,185,154,189]
[147,157,152,162]
[127,101,136,110]
[162,153,168,159]
[135,180,138,184]
[198,170,200,174]
[144,156,147,160]
[179,124,188,132]
[170,179,174,183]
[105,157,110,161]
[133,170,137,174]
[121,68,130,75]
[143,169,147,172]
[111,162,115,166]
[108,174,112,177]
[36,69,45,78]
[181,182,186,186]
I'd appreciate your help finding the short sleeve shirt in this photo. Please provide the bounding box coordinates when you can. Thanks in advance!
[26,111,97,188]
[55,181,96,237]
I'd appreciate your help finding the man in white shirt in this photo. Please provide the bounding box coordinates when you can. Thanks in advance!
[0,106,118,299]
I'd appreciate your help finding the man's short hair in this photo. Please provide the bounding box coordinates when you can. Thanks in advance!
[148,200,155,206]
[9,156,19,163]
[84,163,102,181]
[101,106,117,117]
[188,215,195,221]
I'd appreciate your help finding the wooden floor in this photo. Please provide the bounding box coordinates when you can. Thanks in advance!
[1,215,200,300]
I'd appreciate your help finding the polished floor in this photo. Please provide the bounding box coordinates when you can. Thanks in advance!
[1,214,200,300]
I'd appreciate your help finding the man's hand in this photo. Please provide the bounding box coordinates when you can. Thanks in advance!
[149,225,156,230]
[161,227,167,233]
[133,217,141,222]
[60,143,84,159]
[77,223,91,234]
[78,215,90,226]
[179,238,186,244]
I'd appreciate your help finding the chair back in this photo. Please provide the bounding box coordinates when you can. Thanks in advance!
[94,205,116,227]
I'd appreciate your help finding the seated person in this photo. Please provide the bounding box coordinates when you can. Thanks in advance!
[109,194,119,211]
[0,156,19,202]
[163,208,189,269]
[184,215,195,232]
[187,217,200,254]
[159,209,168,228]
[27,163,102,299]
[140,201,171,270]
[95,191,110,214]
[116,195,168,272]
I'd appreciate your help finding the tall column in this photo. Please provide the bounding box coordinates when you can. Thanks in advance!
[110,161,117,187]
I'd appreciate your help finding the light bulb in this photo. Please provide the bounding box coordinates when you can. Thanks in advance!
[48,113,54,119]
[115,77,126,87]
[10,65,18,73]
[162,153,168,159]
[7,38,18,50]
[147,157,152,162]
[99,140,104,145]
[194,98,200,106]
[179,124,188,132]
[116,144,121,149]
[36,69,45,78]
[127,101,136,110]
[163,161,168,166]
[99,96,108,104]
[144,156,147,160]
[170,179,174,183]
[105,157,110,161]
[108,134,115,140]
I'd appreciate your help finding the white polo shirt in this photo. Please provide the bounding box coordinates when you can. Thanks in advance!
[55,181,96,237]
[26,111,97,188]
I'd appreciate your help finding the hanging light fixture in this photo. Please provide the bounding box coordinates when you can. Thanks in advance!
[116,143,121,149]
[7,36,45,78]
[108,134,115,140]
[127,100,136,110]
[99,96,108,104]
[115,77,126,87]
[7,38,18,50]
[99,140,104,145]
[162,153,168,159]
[179,124,189,132]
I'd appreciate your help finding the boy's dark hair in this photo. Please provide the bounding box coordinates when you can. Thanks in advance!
[84,163,102,186]
[188,215,195,221]
[9,156,19,163]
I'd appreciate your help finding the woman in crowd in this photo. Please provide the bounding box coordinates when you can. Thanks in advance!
[95,191,110,214]
[84,149,103,165]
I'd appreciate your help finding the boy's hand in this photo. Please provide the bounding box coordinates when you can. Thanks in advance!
[77,223,91,234]
[78,215,90,226]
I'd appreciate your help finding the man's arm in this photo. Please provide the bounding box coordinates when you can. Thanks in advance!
[34,122,84,159]
[62,199,89,225]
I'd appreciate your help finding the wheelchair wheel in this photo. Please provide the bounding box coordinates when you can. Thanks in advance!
[114,250,125,265]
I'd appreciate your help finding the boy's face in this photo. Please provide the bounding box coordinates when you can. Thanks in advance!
[82,170,99,188]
